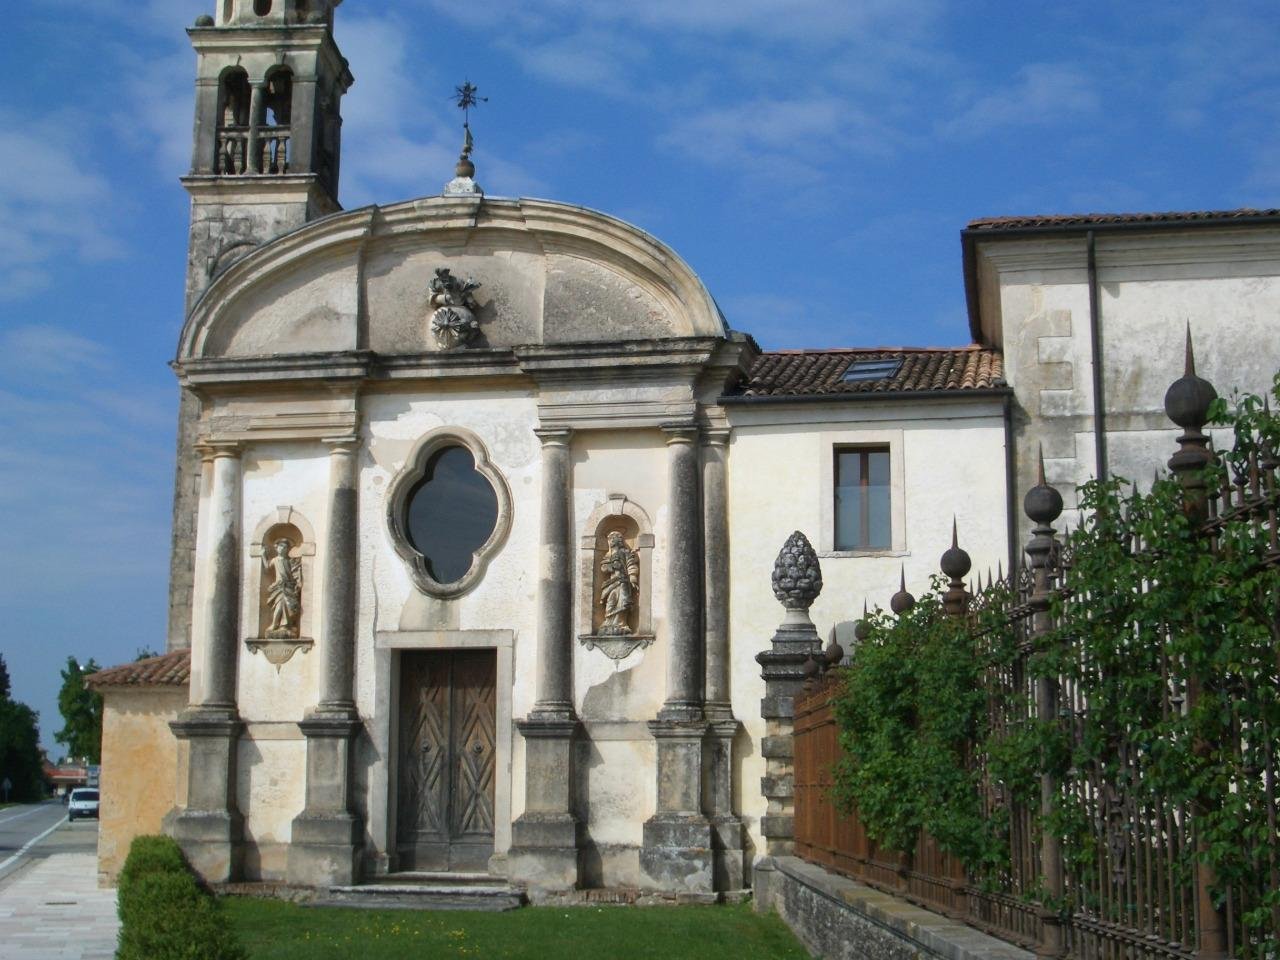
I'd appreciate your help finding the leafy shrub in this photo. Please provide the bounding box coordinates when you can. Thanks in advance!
[116,835,246,960]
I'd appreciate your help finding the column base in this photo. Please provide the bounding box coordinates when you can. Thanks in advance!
[640,814,714,893]
[508,813,582,894]
[288,813,362,886]
[170,809,243,884]
[710,815,746,891]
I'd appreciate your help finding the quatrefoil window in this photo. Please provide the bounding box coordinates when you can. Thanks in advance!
[387,428,512,599]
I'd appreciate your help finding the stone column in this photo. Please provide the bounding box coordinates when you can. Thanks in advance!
[246,82,266,173]
[171,442,244,883]
[641,423,713,893]
[290,436,363,886]
[509,427,581,895]
[755,531,824,856]
[701,429,744,890]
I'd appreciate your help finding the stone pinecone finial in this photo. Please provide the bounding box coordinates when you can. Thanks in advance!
[772,531,823,611]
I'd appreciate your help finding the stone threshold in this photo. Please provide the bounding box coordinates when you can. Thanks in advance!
[758,857,1034,960]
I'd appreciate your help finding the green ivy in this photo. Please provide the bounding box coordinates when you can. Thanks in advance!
[830,378,1280,956]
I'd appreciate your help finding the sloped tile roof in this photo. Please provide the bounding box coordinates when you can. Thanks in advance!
[86,649,191,689]
[966,208,1280,231]
[732,347,1005,399]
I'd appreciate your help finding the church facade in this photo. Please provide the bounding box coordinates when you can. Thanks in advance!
[90,0,1280,898]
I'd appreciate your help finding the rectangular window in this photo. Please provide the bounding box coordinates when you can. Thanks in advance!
[834,447,891,550]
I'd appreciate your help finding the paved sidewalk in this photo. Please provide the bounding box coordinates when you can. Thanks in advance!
[0,852,118,959]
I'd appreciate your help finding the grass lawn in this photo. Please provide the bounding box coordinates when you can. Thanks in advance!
[225,898,809,960]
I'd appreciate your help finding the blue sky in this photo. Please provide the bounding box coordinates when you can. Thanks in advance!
[2,0,1279,753]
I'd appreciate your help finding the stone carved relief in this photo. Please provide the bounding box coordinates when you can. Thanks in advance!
[245,508,316,669]
[428,268,482,350]
[578,495,655,662]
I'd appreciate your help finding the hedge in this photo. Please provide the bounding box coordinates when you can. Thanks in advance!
[116,835,247,960]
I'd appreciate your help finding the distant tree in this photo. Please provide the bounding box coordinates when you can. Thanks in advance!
[135,647,159,661]
[55,657,103,764]
[0,654,45,800]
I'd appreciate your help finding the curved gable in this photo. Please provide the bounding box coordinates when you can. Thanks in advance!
[179,197,727,362]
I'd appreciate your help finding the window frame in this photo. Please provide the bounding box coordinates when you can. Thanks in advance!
[386,427,513,599]
[833,446,892,551]
[818,430,906,557]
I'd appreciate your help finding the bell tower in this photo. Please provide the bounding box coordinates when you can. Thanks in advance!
[166,0,352,655]
[184,0,353,309]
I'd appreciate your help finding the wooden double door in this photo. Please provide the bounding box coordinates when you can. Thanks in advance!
[397,650,497,872]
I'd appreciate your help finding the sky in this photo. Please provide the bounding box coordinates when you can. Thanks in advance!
[2,0,1279,754]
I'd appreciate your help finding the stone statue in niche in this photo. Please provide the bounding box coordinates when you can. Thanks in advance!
[263,537,303,639]
[598,531,640,636]
[428,267,482,350]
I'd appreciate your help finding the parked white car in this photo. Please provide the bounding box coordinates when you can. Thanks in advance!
[67,788,99,822]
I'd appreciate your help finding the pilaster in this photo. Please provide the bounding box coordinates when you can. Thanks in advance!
[289,436,363,886]
[509,427,581,895]
[171,441,244,882]
[641,422,712,893]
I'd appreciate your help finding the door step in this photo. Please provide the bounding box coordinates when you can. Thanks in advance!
[318,873,526,912]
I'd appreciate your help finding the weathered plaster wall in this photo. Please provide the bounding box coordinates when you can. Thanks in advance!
[725,400,1010,857]
[981,228,1280,535]
[97,687,189,886]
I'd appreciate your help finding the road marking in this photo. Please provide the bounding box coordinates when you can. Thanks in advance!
[0,814,68,874]
[0,807,45,827]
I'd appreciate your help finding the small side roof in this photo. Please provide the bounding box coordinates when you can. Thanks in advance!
[723,346,1005,402]
[86,650,191,689]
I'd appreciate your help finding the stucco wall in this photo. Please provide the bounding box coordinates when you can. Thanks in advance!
[980,227,1280,534]
[725,399,1010,858]
[97,687,188,886]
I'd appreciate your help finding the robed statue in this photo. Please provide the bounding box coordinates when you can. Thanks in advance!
[598,531,640,636]
[264,538,303,639]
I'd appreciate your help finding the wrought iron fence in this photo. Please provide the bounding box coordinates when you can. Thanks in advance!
[793,340,1280,960]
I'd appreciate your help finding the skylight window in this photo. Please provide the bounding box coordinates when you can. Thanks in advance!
[841,358,902,383]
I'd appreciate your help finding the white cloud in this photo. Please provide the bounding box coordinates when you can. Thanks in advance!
[938,63,1100,139]
[0,326,112,379]
[0,115,119,300]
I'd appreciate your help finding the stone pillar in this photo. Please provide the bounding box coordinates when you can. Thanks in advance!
[755,531,824,856]
[247,83,266,173]
[171,442,244,883]
[289,437,363,886]
[701,429,744,890]
[509,428,581,895]
[641,423,713,894]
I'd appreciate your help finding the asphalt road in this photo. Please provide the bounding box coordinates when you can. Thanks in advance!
[0,801,96,887]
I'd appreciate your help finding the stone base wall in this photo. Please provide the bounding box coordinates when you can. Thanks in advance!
[97,687,189,886]
[754,857,1033,960]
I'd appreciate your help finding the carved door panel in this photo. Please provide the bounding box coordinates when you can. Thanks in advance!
[397,650,497,872]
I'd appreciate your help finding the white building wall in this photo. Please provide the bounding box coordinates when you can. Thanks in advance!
[725,399,1010,860]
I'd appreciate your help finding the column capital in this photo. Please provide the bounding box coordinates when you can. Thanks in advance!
[534,426,573,447]
[196,439,243,462]
[702,428,731,448]
[322,435,361,454]
[660,421,700,445]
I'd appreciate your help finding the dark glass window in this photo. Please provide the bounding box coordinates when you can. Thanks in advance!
[841,358,902,383]
[835,448,891,550]
[406,446,499,585]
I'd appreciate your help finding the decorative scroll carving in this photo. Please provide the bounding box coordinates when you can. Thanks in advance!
[428,268,481,350]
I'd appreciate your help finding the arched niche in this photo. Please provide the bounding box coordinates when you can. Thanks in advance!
[385,427,513,600]
[245,506,317,668]
[577,494,655,662]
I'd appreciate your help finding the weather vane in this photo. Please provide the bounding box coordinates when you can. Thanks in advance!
[452,81,487,160]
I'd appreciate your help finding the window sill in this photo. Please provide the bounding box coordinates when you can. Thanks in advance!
[819,549,910,559]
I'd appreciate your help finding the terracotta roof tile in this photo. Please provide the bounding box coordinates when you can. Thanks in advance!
[86,649,191,689]
[966,208,1280,231]
[732,347,1005,399]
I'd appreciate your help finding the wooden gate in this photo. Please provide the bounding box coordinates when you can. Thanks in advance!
[397,649,497,872]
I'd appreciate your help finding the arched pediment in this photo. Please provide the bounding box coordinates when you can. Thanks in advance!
[178,197,727,363]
